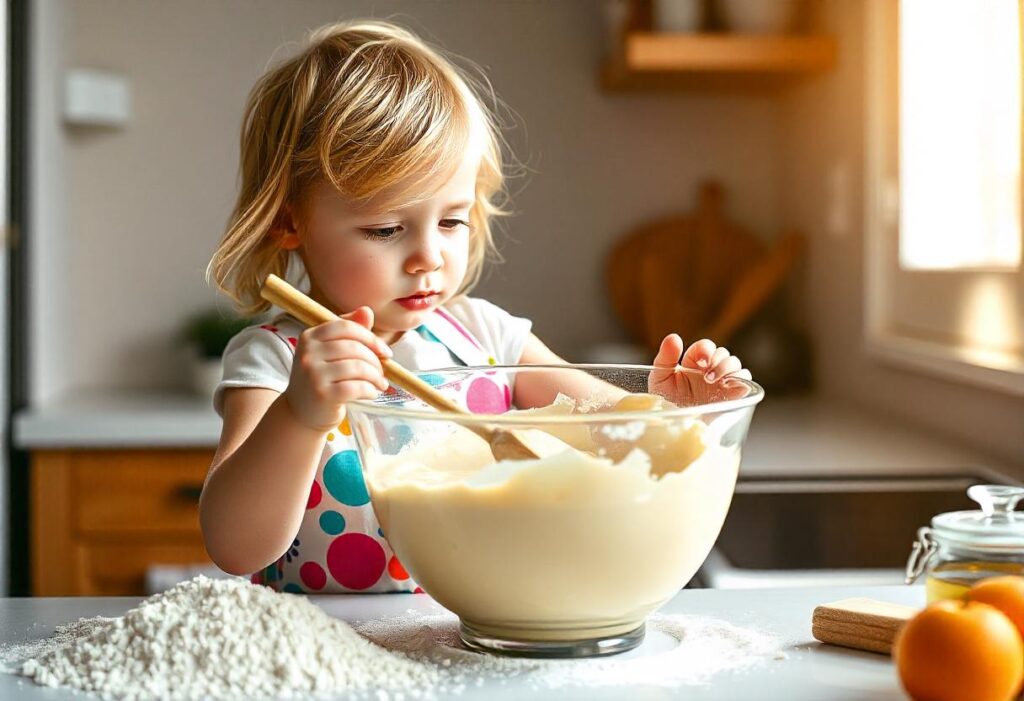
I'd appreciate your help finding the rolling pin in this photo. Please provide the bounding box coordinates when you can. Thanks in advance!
[811,598,918,655]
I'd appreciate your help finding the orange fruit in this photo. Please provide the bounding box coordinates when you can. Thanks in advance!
[967,576,1024,640]
[894,599,1023,701]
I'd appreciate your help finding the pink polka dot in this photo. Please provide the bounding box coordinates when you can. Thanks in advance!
[306,480,322,509]
[287,337,298,347]
[260,324,279,333]
[503,384,511,410]
[466,377,505,414]
[327,534,386,590]
[413,586,425,594]
[299,561,327,590]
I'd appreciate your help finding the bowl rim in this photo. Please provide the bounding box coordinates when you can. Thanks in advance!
[348,363,765,425]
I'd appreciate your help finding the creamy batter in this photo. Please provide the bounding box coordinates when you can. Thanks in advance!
[366,397,741,642]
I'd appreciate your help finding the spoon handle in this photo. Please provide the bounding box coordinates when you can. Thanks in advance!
[260,274,467,416]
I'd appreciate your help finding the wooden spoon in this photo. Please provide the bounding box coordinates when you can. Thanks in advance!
[260,274,563,461]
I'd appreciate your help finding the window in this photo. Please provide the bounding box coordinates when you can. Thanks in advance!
[899,0,1021,271]
[865,0,1024,394]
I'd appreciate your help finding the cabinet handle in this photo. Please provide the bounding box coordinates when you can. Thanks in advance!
[176,484,204,503]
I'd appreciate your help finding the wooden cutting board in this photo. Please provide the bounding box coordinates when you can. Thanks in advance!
[704,230,804,342]
[606,180,782,352]
[812,598,919,655]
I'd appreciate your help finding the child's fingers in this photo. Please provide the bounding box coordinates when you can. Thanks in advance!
[707,346,730,369]
[330,380,387,403]
[319,339,384,371]
[341,305,375,330]
[706,355,741,382]
[652,334,685,368]
[680,339,717,370]
[321,359,388,391]
[305,318,391,357]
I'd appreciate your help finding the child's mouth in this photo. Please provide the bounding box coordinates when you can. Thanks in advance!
[395,292,439,310]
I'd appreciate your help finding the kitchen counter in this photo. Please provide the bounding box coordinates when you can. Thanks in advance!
[14,391,1018,479]
[0,584,923,699]
[741,398,1017,479]
[13,392,221,448]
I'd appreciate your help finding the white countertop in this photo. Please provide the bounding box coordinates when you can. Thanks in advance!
[0,584,924,700]
[13,392,221,448]
[13,392,1019,479]
[741,397,1018,479]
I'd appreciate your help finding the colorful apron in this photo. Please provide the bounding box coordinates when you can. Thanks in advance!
[251,307,511,593]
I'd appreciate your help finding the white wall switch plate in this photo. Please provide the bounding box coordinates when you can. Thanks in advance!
[63,68,131,127]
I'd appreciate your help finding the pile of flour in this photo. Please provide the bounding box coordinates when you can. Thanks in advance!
[3,576,784,700]
[5,576,440,700]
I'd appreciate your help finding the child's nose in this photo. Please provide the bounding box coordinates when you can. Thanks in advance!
[405,232,444,274]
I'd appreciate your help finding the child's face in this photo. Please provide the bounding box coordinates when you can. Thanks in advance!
[298,149,478,343]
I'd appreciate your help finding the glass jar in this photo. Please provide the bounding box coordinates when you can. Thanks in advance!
[906,484,1024,602]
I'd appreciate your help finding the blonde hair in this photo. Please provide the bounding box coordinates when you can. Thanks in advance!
[209,20,510,314]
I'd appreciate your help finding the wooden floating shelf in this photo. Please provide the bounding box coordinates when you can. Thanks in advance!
[604,33,837,91]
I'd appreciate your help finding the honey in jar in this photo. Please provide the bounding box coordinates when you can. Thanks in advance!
[906,485,1024,603]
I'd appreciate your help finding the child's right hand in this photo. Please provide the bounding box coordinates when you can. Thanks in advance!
[282,306,392,431]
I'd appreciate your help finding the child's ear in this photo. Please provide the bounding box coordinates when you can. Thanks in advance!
[271,204,301,251]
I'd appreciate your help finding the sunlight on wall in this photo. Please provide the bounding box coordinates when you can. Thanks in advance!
[899,0,1022,271]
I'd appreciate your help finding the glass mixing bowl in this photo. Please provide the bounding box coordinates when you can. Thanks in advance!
[346,364,763,658]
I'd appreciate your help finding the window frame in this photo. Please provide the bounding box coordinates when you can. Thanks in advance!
[863,0,1024,396]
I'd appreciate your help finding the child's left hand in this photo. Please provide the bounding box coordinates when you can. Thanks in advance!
[649,334,752,404]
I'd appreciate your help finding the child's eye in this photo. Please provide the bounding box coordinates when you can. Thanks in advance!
[440,218,470,231]
[361,226,400,240]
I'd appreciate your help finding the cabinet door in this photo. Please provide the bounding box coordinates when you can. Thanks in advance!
[32,450,216,595]
[75,541,213,596]
[75,450,211,535]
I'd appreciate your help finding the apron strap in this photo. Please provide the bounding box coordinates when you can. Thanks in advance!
[419,306,495,368]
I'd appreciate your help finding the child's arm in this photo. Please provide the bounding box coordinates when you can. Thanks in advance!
[199,389,327,575]
[512,333,750,410]
[199,308,391,576]
[509,333,572,407]
[512,333,635,408]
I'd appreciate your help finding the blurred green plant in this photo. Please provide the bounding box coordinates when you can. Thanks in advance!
[182,309,256,358]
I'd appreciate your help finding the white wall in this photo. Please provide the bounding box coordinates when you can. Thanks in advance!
[780,1,1024,468]
[37,0,783,397]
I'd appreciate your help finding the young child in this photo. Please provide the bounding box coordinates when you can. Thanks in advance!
[200,20,751,594]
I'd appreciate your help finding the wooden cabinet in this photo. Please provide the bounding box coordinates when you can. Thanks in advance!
[30,449,215,596]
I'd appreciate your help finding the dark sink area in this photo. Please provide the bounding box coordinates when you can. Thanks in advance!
[697,472,1019,588]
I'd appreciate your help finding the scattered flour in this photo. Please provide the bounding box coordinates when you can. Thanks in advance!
[3,576,785,700]
[356,607,785,690]
[0,617,102,667]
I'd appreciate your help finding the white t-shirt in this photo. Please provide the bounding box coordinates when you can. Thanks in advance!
[214,296,533,416]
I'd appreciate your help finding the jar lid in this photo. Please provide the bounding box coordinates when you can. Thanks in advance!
[931,485,1024,550]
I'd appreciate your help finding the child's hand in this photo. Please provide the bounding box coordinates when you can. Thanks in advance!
[648,334,752,404]
[283,307,392,431]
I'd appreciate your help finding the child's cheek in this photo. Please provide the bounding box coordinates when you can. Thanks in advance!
[336,254,394,301]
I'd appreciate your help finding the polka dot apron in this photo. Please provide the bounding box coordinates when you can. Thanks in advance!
[251,307,511,593]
